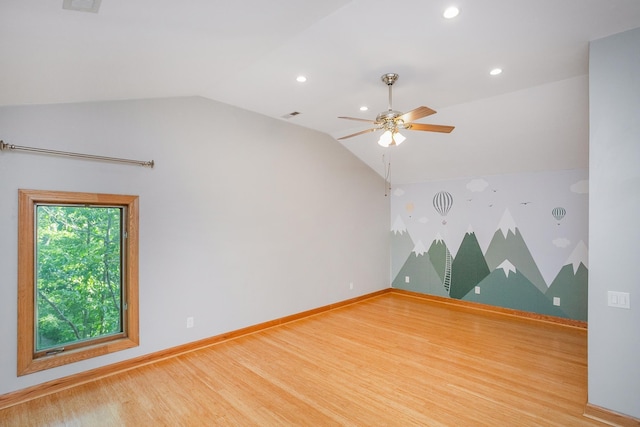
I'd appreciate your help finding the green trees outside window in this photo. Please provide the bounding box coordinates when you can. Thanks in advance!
[36,205,124,351]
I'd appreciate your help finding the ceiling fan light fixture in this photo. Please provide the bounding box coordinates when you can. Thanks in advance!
[378,130,393,147]
[337,73,454,143]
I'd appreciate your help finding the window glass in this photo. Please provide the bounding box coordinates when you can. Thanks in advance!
[35,205,125,353]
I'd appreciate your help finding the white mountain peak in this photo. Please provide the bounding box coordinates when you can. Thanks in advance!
[391,215,407,234]
[497,259,517,278]
[434,233,444,243]
[466,224,474,235]
[566,240,588,274]
[497,208,518,238]
[413,240,428,256]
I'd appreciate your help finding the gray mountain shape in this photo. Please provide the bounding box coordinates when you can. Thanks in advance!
[392,252,449,297]
[391,229,414,284]
[463,267,567,318]
[428,239,450,284]
[484,228,548,294]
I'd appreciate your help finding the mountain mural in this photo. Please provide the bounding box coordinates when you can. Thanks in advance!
[484,209,548,294]
[463,260,568,318]
[390,170,588,322]
[392,241,449,297]
[391,215,414,283]
[545,241,589,321]
[449,228,490,299]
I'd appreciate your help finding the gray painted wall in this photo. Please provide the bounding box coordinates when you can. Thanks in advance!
[589,27,640,418]
[0,97,390,395]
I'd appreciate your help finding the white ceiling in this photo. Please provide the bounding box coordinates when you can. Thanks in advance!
[2,0,640,183]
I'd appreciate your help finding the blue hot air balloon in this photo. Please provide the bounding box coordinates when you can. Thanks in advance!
[433,191,453,224]
[552,207,566,225]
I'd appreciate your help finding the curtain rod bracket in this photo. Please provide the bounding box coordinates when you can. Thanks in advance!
[1,140,154,168]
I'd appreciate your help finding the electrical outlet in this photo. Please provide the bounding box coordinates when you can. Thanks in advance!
[608,291,630,309]
[405,276,410,283]
[349,282,354,290]
[553,297,561,306]
[186,317,194,328]
[475,286,480,294]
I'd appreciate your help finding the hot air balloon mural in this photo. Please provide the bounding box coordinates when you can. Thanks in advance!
[405,202,415,218]
[552,207,566,225]
[433,191,453,225]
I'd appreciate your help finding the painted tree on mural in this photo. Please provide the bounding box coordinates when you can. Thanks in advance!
[36,205,123,350]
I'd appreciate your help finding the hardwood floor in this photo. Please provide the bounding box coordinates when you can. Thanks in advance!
[0,293,604,426]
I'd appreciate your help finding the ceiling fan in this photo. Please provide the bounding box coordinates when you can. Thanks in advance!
[337,73,454,147]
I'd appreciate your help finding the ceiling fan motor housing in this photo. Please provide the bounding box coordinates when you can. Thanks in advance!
[376,110,406,131]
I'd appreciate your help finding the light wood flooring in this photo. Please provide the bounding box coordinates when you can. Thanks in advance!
[0,292,604,426]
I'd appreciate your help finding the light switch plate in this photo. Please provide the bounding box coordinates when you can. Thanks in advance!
[608,291,630,309]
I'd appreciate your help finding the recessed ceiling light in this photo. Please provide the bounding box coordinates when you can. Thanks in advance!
[489,68,503,76]
[359,106,369,111]
[296,75,307,83]
[443,6,460,19]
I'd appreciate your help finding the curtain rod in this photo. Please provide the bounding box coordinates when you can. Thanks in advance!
[0,140,154,168]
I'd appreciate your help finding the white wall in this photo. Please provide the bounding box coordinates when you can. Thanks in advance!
[0,96,390,395]
[588,27,640,418]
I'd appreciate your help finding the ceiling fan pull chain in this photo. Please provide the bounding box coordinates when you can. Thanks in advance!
[383,153,391,196]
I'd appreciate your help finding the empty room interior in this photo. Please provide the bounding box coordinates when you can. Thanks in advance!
[0,1,639,425]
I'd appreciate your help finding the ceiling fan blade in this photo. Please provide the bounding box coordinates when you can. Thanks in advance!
[337,128,378,140]
[397,106,437,123]
[407,123,455,133]
[338,116,378,124]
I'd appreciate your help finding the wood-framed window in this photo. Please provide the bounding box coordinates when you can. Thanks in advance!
[17,189,139,375]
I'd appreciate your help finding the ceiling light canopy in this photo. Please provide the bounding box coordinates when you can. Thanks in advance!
[296,75,307,83]
[490,68,503,76]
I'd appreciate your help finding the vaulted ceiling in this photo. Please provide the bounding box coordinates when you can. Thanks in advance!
[2,1,639,183]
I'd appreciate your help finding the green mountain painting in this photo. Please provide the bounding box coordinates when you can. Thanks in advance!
[449,230,490,299]
[463,260,567,318]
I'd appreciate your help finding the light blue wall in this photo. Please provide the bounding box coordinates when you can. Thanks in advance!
[0,97,390,395]
[588,27,640,419]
